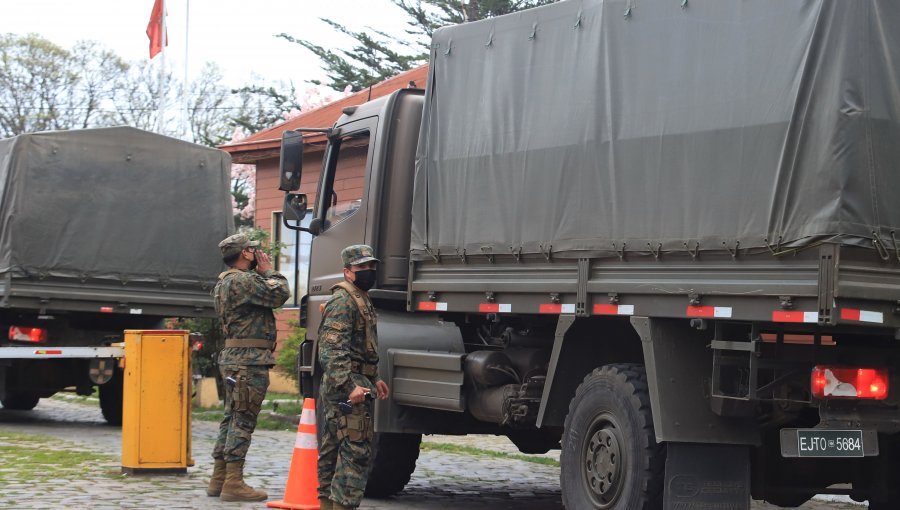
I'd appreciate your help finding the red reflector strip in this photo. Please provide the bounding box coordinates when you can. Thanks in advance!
[417,302,448,312]
[479,303,511,313]
[772,311,818,323]
[594,304,635,316]
[687,306,732,318]
[840,308,883,324]
[100,307,114,313]
[34,350,63,355]
[539,304,576,314]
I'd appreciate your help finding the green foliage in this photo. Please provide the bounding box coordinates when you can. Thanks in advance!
[241,225,285,260]
[280,0,559,91]
[276,319,306,383]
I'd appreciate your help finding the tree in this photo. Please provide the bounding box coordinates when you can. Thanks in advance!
[279,0,558,91]
[0,34,78,136]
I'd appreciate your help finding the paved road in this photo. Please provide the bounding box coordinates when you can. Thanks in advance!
[0,399,866,509]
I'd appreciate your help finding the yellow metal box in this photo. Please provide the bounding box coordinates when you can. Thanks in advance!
[121,330,194,474]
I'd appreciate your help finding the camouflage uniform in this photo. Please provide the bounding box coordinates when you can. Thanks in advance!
[317,245,382,509]
[212,234,290,463]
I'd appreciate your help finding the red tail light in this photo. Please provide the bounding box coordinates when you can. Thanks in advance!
[9,326,48,343]
[811,366,889,400]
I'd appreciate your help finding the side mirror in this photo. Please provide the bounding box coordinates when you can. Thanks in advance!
[282,194,308,227]
[279,130,304,192]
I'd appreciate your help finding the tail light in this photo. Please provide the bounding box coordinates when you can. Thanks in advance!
[811,366,889,400]
[9,326,48,343]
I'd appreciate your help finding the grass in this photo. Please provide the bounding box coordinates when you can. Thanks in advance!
[421,442,560,467]
[0,430,120,483]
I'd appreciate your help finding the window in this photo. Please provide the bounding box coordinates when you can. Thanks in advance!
[273,210,312,308]
[320,130,370,230]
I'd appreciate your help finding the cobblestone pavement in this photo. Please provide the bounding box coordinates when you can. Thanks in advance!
[0,398,867,510]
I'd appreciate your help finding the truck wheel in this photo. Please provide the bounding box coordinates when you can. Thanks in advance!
[99,367,124,426]
[364,432,422,498]
[561,364,664,510]
[1,393,40,410]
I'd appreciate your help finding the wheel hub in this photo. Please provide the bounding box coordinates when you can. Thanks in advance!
[583,419,623,507]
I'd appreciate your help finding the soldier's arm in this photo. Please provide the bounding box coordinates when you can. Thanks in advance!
[242,271,291,308]
[318,294,356,399]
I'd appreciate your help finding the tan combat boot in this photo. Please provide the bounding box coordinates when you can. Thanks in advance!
[205,458,226,497]
[220,460,268,502]
[318,498,334,510]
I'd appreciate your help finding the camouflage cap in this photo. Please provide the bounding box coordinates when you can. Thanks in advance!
[341,244,379,266]
[218,233,260,258]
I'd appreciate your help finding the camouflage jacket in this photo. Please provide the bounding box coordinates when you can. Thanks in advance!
[317,283,381,402]
[215,268,290,366]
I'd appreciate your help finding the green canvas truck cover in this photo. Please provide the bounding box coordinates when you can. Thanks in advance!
[0,126,234,287]
[410,0,900,260]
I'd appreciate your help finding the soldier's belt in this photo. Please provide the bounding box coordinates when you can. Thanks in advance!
[224,338,275,349]
[351,361,378,377]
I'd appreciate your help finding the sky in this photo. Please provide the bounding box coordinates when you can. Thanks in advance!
[0,0,417,91]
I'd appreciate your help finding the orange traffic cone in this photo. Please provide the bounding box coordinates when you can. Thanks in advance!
[267,398,321,509]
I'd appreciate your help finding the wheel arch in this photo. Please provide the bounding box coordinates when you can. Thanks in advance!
[536,316,645,428]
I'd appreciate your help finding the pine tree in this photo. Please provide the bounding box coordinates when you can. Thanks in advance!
[279,0,557,92]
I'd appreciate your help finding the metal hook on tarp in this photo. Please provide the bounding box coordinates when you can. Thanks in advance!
[680,0,688,9]
[424,245,441,263]
[684,241,700,260]
[485,31,494,47]
[624,0,635,18]
[510,246,522,263]
[872,231,891,261]
[723,240,740,259]
[444,39,452,55]
[529,22,538,40]
[574,10,583,29]
[481,246,495,264]
[456,249,468,264]
[764,235,783,256]
[539,244,553,262]
[648,242,662,259]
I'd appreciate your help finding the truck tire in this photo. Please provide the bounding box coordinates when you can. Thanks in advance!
[99,367,124,426]
[364,432,422,498]
[561,364,664,510]
[1,393,40,410]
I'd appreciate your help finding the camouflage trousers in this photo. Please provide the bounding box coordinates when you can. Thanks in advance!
[317,399,374,508]
[212,364,269,462]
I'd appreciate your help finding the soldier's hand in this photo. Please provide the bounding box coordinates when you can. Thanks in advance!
[375,380,390,400]
[255,251,273,273]
[348,385,370,404]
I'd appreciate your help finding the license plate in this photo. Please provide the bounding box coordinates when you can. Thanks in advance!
[796,429,864,458]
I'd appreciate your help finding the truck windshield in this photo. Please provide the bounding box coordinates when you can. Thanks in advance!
[320,130,370,230]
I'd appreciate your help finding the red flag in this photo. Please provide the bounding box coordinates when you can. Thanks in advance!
[146,0,167,59]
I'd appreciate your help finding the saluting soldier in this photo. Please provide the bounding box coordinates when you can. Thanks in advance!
[317,245,390,510]
[207,233,290,502]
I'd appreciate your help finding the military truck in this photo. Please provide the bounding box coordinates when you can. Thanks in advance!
[280,1,900,507]
[0,127,233,424]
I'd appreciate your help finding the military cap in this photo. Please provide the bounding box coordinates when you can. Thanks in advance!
[342,244,379,266]
[219,233,260,258]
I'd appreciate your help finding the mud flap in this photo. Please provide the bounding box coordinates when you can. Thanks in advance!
[664,443,750,510]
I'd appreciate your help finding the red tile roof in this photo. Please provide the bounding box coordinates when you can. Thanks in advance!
[220,65,429,163]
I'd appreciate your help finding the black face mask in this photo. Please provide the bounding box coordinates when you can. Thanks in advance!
[353,269,377,291]
[249,258,258,271]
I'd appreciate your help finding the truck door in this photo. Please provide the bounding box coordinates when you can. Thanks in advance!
[307,119,377,337]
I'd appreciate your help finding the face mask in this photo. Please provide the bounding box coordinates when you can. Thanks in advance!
[249,259,258,271]
[353,269,376,291]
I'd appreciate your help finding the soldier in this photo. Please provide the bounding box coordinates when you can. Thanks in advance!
[207,233,290,502]
[317,245,390,510]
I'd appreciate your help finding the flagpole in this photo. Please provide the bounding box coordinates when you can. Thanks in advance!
[182,0,191,140]
[158,0,167,134]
